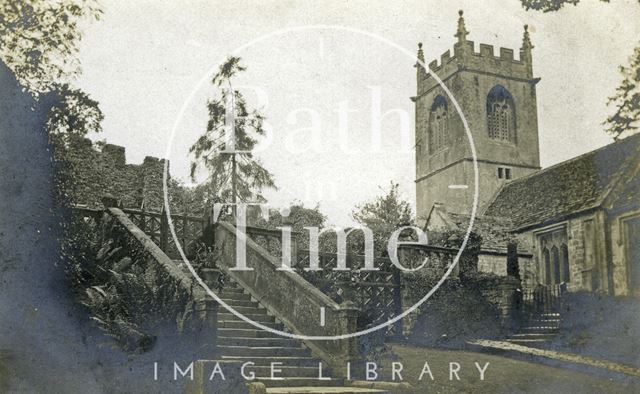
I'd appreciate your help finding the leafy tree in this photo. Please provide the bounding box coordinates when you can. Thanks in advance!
[45,85,104,145]
[0,0,102,93]
[605,45,640,139]
[520,0,584,12]
[189,56,276,207]
[352,182,413,256]
[519,0,640,139]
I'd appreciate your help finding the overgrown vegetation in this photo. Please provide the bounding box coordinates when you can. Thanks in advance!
[519,0,640,140]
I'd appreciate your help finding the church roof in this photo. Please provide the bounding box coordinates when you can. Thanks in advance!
[425,203,523,254]
[485,133,640,230]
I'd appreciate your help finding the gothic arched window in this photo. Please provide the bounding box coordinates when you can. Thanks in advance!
[551,246,561,284]
[543,248,551,284]
[486,85,516,142]
[429,95,449,154]
[561,243,570,283]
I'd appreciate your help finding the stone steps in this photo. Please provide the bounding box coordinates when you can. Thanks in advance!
[218,336,302,347]
[245,366,323,378]
[219,328,283,338]
[221,356,320,367]
[217,345,312,358]
[255,378,345,388]
[220,298,259,308]
[266,387,389,394]
[219,312,276,323]
[507,311,562,347]
[170,260,377,391]
[218,320,284,330]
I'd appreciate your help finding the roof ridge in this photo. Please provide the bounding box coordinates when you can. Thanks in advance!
[498,133,638,190]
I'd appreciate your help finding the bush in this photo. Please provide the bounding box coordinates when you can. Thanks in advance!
[408,277,505,348]
[551,292,640,366]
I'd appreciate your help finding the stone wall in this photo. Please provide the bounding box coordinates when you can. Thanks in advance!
[514,211,612,293]
[65,138,166,211]
[477,254,507,276]
[610,209,640,296]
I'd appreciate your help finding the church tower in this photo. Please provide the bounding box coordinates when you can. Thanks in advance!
[414,11,541,220]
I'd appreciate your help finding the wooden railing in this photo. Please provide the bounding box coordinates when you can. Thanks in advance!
[120,207,206,259]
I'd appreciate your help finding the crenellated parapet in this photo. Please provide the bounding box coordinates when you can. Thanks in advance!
[65,137,168,211]
[415,11,535,97]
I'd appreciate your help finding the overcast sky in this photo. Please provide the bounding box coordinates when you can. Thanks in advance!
[76,0,640,226]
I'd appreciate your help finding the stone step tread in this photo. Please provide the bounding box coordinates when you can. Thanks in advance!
[521,326,560,330]
[527,320,560,325]
[221,356,320,366]
[255,378,345,388]
[266,388,388,394]
[507,339,551,343]
[218,313,275,323]
[218,345,306,350]
[218,328,282,338]
[217,346,311,357]
[218,337,301,347]
[219,299,259,307]
[511,333,556,337]
[218,320,283,329]
[223,306,268,314]
[241,366,325,378]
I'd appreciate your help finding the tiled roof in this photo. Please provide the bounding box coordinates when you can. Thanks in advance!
[485,133,640,230]
[425,204,522,254]
[447,212,517,253]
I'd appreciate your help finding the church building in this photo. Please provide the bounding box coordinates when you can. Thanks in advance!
[416,11,640,297]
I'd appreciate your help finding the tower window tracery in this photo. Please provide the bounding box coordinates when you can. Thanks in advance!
[429,95,449,154]
[487,85,516,143]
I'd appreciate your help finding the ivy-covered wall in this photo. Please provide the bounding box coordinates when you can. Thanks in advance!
[63,137,166,210]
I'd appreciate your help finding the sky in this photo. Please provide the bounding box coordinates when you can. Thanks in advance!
[75,0,640,226]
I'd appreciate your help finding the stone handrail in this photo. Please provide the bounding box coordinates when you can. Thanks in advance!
[212,221,359,371]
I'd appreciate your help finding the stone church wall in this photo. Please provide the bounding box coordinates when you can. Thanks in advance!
[513,211,611,294]
[610,208,640,296]
[64,137,166,211]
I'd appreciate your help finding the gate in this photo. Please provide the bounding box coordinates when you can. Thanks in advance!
[522,283,566,315]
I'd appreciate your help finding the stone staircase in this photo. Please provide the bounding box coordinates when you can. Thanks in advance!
[506,311,561,347]
[174,261,389,394]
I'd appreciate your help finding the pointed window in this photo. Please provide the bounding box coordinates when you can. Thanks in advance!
[561,243,570,283]
[551,246,561,284]
[429,95,449,154]
[543,248,551,284]
[487,85,516,142]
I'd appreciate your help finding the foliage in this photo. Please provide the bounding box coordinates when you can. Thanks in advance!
[549,292,640,366]
[189,56,276,204]
[520,0,583,12]
[79,213,196,353]
[519,0,640,139]
[605,45,640,139]
[254,203,327,249]
[351,182,413,256]
[0,0,102,93]
[408,277,505,348]
[44,85,104,143]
